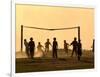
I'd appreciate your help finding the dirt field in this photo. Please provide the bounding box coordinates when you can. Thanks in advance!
[16,50,94,73]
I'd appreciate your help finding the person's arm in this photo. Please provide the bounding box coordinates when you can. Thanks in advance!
[70,41,73,46]
[67,43,69,46]
[41,44,44,48]
[66,43,69,48]
[50,42,52,47]
[33,41,35,48]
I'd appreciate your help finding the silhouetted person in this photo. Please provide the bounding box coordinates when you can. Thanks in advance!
[77,40,82,61]
[45,39,52,54]
[92,39,95,52]
[24,39,30,58]
[64,40,69,55]
[52,37,58,59]
[28,37,35,59]
[70,37,78,57]
[37,42,45,57]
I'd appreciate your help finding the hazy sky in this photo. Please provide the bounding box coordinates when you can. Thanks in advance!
[16,4,94,52]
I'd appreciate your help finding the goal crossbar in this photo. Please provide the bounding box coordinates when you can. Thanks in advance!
[24,26,78,31]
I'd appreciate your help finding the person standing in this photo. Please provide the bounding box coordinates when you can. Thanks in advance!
[64,40,69,56]
[24,39,29,58]
[70,37,78,57]
[77,40,82,61]
[28,37,35,59]
[92,39,95,52]
[52,37,58,59]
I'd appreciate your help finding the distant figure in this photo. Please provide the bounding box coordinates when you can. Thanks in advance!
[64,40,69,55]
[52,37,58,59]
[45,39,52,54]
[92,39,95,52]
[24,39,29,58]
[70,37,78,57]
[77,40,82,61]
[37,42,45,57]
[28,37,35,59]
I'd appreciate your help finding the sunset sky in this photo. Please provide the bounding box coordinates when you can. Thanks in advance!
[16,4,94,52]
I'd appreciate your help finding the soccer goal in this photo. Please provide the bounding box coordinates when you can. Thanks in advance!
[20,25,80,52]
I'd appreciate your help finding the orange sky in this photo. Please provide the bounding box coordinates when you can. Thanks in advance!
[16,4,94,51]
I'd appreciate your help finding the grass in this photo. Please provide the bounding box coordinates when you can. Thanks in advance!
[16,50,94,73]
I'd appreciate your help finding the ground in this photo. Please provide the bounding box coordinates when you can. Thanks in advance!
[16,49,94,73]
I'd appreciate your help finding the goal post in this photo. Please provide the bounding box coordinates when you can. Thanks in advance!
[21,25,23,52]
[20,25,80,52]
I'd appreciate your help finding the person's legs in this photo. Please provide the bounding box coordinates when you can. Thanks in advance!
[53,49,57,59]
[29,50,31,58]
[65,49,68,56]
[45,48,49,54]
[26,51,29,58]
[77,49,82,61]
[55,50,58,58]
[75,50,78,57]
[53,50,55,58]
[47,48,49,52]
[53,49,57,58]
[45,48,47,53]
[26,48,30,58]
[71,49,74,57]
[33,50,34,58]
[30,51,32,59]
[30,51,34,59]
[78,55,80,61]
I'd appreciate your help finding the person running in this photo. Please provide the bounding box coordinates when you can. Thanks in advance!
[77,40,82,61]
[52,37,58,59]
[37,42,45,57]
[64,40,69,56]
[45,39,52,54]
[28,37,35,59]
[24,39,29,58]
[70,37,78,57]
